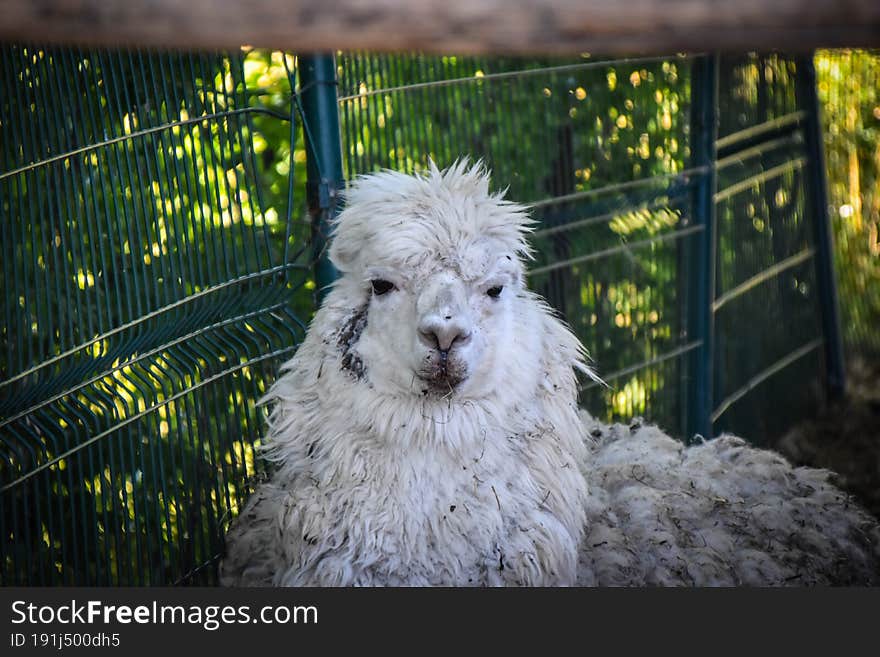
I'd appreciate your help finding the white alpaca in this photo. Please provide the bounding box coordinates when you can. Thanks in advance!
[220,161,880,586]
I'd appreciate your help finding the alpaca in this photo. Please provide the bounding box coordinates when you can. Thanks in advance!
[220,161,880,586]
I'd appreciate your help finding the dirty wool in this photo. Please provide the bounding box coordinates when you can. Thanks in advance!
[220,161,880,586]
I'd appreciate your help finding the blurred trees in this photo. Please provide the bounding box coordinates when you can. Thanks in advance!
[816,50,880,359]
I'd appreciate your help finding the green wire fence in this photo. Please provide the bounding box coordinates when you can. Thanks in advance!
[0,47,313,584]
[1,46,875,585]
[333,52,843,442]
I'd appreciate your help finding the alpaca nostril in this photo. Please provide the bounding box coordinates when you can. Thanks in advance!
[418,321,471,353]
[419,329,440,350]
[434,329,470,352]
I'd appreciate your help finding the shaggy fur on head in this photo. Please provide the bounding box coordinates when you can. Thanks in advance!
[220,161,880,587]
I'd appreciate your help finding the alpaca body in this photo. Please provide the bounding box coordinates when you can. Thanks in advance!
[222,285,589,586]
[580,420,880,585]
[220,163,880,587]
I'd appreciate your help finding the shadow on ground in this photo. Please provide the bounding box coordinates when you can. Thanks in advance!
[777,357,880,520]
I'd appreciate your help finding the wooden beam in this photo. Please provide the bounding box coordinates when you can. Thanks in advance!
[1,0,878,54]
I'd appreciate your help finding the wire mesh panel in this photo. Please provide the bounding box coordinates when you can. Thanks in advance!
[0,46,311,584]
[337,53,698,436]
[710,54,827,444]
[335,52,842,446]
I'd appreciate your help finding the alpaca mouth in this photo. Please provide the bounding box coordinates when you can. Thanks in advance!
[417,348,468,392]
[418,364,467,392]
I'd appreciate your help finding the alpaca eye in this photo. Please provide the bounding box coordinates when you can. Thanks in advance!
[487,285,503,299]
[371,279,395,295]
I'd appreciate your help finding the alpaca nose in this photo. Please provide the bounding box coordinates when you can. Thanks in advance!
[418,315,471,352]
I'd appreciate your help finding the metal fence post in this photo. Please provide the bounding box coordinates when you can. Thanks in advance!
[686,55,719,441]
[299,53,345,301]
[795,54,846,398]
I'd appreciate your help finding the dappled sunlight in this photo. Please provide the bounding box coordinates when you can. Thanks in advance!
[1,46,877,585]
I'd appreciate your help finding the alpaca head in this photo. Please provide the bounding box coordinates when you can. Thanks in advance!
[326,161,537,400]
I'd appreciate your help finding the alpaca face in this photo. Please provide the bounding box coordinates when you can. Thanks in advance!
[350,242,523,399]
[327,162,536,401]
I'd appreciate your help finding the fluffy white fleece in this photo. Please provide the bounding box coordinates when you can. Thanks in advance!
[220,162,880,587]
[579,418,879,585]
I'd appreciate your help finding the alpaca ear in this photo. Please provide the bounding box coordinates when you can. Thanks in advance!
[328,233,359,273]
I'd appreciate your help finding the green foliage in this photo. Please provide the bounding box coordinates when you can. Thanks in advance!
[816,50,880,358]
